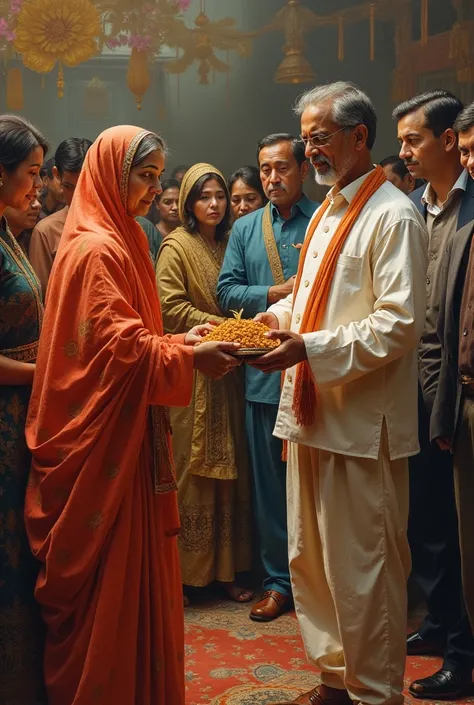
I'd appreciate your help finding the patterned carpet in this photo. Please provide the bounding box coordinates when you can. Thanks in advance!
[184,599,474,705]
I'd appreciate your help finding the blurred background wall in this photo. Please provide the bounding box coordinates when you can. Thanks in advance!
[1,0,473,198]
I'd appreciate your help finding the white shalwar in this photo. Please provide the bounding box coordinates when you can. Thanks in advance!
[268,173,428,705]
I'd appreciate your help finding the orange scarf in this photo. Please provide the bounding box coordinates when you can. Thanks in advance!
[25,127,194,705]
[291,166,387,426]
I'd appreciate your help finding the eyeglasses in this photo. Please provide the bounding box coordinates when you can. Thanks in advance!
[299,126,348,149]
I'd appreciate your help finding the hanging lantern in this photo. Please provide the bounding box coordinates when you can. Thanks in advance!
[6,67,24,111]
[274,47,315,84]
[84,77,110,119]
[127,49,151,110]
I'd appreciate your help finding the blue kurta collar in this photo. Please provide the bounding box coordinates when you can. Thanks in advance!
[270,194,314,223]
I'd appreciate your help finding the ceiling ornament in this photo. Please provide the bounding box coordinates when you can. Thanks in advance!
[14,0,101,96]
[127,47,151,108]
[164,0,251,86]
[0,0,470,107]
[263,0,319,84]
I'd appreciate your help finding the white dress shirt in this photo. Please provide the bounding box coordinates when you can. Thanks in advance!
[421,169,468,217]
[268,172,429,460]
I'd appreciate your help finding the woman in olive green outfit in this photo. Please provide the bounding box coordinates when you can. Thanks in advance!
[156,164,252,602]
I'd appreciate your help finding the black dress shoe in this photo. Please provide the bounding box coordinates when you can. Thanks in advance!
[409,669,472,700]
[407,631,445,656]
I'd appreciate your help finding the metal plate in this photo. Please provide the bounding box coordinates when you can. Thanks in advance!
[231,347,276,358]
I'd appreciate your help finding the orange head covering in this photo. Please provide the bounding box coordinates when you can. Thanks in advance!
[26,124,194,582]
[58,125,162,331]
[25,125,194,705]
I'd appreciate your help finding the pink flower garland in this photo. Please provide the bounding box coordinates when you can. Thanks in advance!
[0,0,22,42]
[106,0,191,53]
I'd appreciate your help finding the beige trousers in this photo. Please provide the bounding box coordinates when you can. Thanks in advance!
[453,394,474,631]
[287,433,411,705]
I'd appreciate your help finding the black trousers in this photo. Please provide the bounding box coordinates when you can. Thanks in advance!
[408,389,474,674]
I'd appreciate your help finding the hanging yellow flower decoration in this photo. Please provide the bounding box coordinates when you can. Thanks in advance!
[14,0,100,75]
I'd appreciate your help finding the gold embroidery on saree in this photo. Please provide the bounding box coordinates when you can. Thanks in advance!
[151,406,176,494]
[0,341,38,362]
[7,394,24,425]
[162,231,236,481]
[78,318,93,340]
[87,512,104,530]
[68,403,83,420]
[178,491,251,586]
[1,228,44,331]
[64,340,79,358]
[105,462,120,480]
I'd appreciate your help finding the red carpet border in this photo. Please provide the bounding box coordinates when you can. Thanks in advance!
[185,600,474,705]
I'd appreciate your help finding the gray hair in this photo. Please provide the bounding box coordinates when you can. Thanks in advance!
[132,132,168,168]
[454,101,474,135]
[294,81,377,150]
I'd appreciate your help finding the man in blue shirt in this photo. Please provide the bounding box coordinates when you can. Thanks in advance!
[217,133,318,621]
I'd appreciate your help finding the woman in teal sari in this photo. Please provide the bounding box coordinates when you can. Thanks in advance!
[0,114,49,705]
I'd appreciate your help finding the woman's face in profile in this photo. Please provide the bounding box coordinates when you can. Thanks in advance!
[5,195,41,235]
[127,149,165,217]
[0,146,44,212]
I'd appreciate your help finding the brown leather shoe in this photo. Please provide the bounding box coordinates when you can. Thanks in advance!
[250,590,290,622]
[271,684,353,705]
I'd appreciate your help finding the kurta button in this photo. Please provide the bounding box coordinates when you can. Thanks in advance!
[463,329,468,336]
[313,251,318,258]
[287,375,292,383]
[426,278,430,285]
[296,313,301,323]
[304,280,309,287]
[323,226,329,233]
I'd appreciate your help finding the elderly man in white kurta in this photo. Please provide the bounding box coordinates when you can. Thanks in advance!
[251,82,428,705]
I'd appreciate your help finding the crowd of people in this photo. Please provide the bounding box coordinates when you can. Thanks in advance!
[0,80,474,705]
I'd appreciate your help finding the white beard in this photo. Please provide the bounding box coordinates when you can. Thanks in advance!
[314,167,338,186]
[312,154,354,187]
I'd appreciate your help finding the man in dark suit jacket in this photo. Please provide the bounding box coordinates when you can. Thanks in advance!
[430,99,474,679]
[394,90,474,699]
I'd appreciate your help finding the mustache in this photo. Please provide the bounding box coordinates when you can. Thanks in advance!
[311,155,332,167]
[268,185,287,193]
[404,159,419,166]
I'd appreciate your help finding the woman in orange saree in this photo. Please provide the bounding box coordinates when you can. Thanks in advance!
[24,126,240,705]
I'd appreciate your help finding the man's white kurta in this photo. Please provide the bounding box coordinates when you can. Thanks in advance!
[268,174,429,459]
